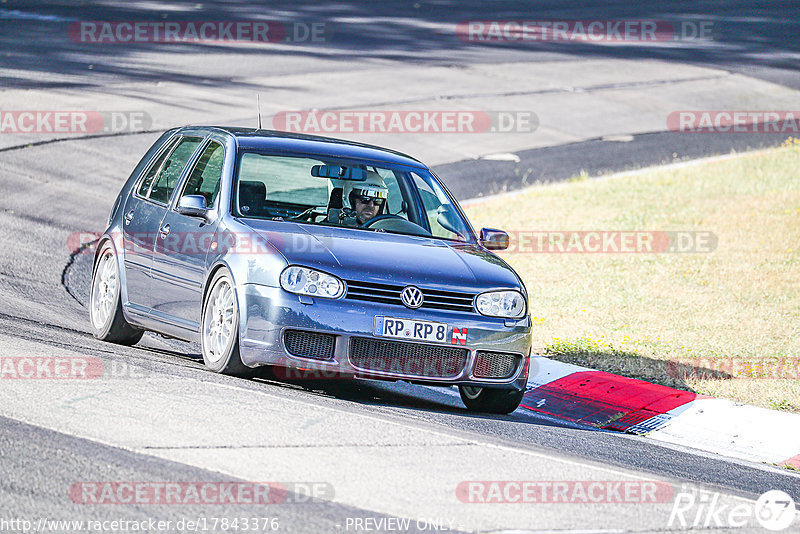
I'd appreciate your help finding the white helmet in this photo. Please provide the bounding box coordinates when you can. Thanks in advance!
[343,171,388,209]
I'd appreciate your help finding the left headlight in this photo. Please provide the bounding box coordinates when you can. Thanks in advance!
[475,290,526,319]
[279,266,345,299]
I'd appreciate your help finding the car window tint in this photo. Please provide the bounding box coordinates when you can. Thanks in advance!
[181,141,224,207]
[149,136,203,204]
[137,137,178,197]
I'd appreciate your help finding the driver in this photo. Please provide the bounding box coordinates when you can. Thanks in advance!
[342,172,388,226]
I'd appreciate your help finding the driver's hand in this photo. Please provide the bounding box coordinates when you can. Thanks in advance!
[338,208,359,227]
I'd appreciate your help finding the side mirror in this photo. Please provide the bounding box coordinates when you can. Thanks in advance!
[480,228,509,250]
[177,195,208,218]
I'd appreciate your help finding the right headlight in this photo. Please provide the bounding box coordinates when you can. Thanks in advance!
[279,266,344,299]
[475,290,526,319]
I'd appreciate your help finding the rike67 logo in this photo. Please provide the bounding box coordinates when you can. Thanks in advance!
[669,487,796,531]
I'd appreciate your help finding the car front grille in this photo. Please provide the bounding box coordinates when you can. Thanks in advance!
[473,351,520,379]
[349,337,468,378]
[284,330,336,360]
[344,280,475,313]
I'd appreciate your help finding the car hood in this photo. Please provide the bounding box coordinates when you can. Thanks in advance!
[240,219,522,293]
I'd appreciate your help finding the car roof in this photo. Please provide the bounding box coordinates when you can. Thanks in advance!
[184,126,427,169]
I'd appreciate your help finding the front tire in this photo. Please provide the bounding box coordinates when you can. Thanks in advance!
[459,385,524,414]
[89,242,144,345]
[201,270,249,376]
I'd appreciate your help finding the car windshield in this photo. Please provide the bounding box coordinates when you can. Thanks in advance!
[232,151,474,242]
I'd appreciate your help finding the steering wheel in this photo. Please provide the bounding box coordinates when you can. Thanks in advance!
[362,214,433,237]
[361,214,406,228]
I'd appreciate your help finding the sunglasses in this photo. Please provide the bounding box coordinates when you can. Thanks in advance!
[355,196,385,206]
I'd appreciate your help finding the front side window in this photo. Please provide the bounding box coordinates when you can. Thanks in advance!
[148,136,203,204]
[180,141,225,207]
[238,154,330,208]
[232,152,474,242]
[411,171,472,241]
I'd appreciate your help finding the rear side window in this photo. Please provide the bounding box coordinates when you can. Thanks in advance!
[148,136,203,204]
[180,141,225,207]
[137,137,179,197]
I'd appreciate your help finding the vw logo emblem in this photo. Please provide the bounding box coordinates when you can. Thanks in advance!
[401,286,424,309]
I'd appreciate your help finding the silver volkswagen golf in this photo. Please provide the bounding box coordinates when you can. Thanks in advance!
[90,126,532,413]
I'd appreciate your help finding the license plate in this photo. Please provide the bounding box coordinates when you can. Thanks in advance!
[374,316,450,344]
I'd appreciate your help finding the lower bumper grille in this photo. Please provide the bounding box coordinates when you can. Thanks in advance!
[474,351,520,379]
[284,330,336,360]
[349,337,468,378]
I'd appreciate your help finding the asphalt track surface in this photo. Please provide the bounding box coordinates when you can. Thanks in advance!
[2,0,799,90]
[2,1,800,532]
[435,129,798,200]
[2,111,798,534]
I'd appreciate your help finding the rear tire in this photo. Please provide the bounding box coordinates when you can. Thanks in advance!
[201,270,249,376]
[89,242,144,345]
[459,385,524,414]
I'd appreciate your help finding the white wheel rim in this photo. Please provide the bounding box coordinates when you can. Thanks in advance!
[462,385,482,400]
[91,249,117,330]
[203,278,236,364]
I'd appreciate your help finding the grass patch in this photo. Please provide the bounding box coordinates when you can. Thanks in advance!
[464,138,800,412]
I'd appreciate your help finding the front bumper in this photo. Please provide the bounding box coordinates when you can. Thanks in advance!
[238,284,532,391]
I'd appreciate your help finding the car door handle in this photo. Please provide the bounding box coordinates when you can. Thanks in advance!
[124,210,134,224]
[159,224,170,238]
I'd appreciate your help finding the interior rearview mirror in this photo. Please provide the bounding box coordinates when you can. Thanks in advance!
[311,165,366,181]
